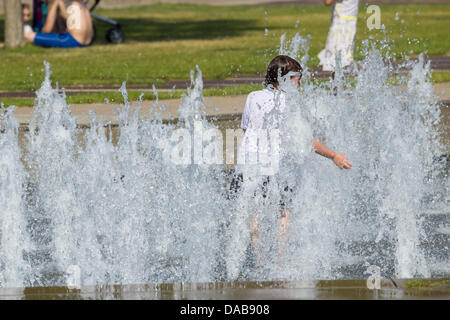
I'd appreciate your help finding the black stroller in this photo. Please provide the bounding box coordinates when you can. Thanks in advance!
[85,0,124,43]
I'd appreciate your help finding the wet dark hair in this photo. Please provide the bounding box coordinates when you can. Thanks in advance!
[264,55,303,87]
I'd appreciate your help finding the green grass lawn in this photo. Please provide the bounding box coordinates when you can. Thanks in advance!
[1,3,450,107]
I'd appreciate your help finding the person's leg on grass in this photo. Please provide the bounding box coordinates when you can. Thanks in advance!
[32,32,85,48]
[24,31,36,43]
[41,0,61,33]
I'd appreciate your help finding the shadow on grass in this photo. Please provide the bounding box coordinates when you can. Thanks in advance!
[0,18,4,43]
[91,17,260,44]
[0,16,261,45]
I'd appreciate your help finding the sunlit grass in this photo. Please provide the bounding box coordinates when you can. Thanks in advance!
[0,3,449,93]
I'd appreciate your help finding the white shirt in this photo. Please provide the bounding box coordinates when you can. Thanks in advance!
[241,88,285,131]
[333,0,359,18]
[238,88,285,174]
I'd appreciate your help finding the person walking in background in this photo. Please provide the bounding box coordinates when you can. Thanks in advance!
[318,0,359,72]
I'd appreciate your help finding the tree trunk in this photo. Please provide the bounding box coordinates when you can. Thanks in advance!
[4,0,24,49]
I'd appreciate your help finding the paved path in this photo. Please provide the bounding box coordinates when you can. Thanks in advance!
[11,82,450,126]
[13,95,246,126]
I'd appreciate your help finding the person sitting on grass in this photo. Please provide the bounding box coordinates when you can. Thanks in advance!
[33,0,49,32]
[25,0,93,48]
[23,4,33,35]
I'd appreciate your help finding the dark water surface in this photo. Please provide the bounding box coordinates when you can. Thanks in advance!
[0,279,449,300]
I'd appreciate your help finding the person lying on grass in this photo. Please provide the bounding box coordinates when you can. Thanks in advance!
[25,0,93,48]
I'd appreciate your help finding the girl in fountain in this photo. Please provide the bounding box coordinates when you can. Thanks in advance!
[232,55,352,261]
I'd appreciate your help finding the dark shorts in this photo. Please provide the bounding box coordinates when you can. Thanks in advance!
[34,32,88,48]
[229,173,294,209]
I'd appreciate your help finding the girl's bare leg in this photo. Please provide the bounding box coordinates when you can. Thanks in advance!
[250,213,263,267]
[277,209,290,257]
[41,0,62,33]
[24,32,36,43]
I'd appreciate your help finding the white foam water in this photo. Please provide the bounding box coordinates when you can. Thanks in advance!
[0,43,448,287]
[0,106,30,288]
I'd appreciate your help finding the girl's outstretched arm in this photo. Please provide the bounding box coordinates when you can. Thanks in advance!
[313,139,352,169]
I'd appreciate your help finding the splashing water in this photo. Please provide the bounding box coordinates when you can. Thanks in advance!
[265,46,448,280]
[0,44,448,288]
[0,106,30,288]
[279,32,311,67]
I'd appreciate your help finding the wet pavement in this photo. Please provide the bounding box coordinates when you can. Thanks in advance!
[0,279,448,300]
[8,83,450,128]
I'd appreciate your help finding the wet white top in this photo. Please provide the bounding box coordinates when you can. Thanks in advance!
[238,88,285,173]
[333,0,359,18]
[241,88,286,131]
